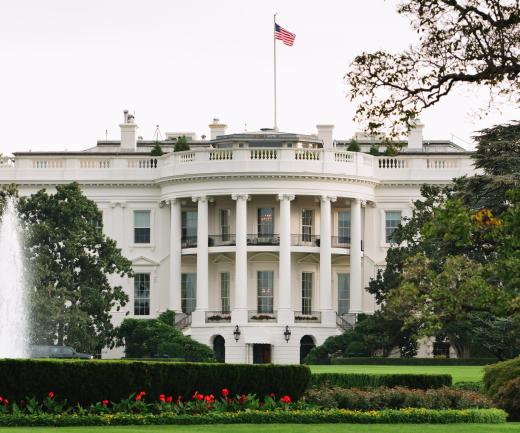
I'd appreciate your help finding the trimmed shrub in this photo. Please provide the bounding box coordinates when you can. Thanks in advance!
[304,386,492,410]
[0,408,507,426]
[483,356,520,397]
[347,139,361,152]
[494,376,520,420]
[332,357,496,366]
[0,360,310,405]
[310,373,452,389]
[452,381,484,392]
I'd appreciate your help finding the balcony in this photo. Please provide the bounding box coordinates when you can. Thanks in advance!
[331,236,350,248]
[205,311,231,323]
[209,234,236,247]
[294,311,321,323]
[248,310,277,322]
[247,234,280,246]
[291,234,320,247]
[181,236,197,249]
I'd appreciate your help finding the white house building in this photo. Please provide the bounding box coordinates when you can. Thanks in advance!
[0,112,477,364]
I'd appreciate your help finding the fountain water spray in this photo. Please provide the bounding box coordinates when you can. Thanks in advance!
[0,197,29,358]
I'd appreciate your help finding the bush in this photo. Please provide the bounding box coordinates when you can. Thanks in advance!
[150,143,164,156]
[483,356,520,398]
[452,381,484,392]
[0,408,507,426]
[332,357,496,366]
[174,136,190,152]
[369,144,380,156]
[310,373,452,389]
[0,360,311,406]
[304,386,492,410]
[347,139,361,152]
[494,376,520,420]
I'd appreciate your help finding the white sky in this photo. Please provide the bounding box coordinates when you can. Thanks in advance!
[1,0,519,154]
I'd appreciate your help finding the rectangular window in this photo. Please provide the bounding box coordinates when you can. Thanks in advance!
[134,273,150,315]
[92,211,103,233]
[301,209,313,242]
[338,211,351,244]
[181,210,197,244]
[385,211,402,243]
[134,211,150,244]
[337,273,350,315]
[302,272,313,314]
[220,272,230,313]
[219,209,230,242]
[257,208,274,238]
[257,271,274,313]
[181,273,197,314]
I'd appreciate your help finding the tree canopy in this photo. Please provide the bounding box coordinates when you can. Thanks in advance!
[346,0,520,135]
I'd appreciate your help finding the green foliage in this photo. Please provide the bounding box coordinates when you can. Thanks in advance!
[117,311,214,362]
[309,373,452,390]
[174,136,190,152]
[331,358,496,366]
[384,145,399,156]
[304,386,491,410]
[0,408,507,426]
[0,359,311,406]
[369,144,380,156]
[494,376,520,420]
[484,356,520,398]
[150,143,164,156]
[17,183,132,354]
[346,139,361,152]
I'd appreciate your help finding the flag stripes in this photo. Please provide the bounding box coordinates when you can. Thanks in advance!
[274,23,296,46]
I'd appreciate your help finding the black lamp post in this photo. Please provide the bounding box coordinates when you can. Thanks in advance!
[233,325,241,342]
[283,325,291,343]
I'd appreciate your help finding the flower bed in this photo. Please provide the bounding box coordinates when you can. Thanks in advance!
[304,386,492,410]
[0,409,507,426]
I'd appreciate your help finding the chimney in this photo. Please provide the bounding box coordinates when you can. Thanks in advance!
[407,119,424,151]
[120,110,138,151]
[316,124,334,149]
[209,118,227,140]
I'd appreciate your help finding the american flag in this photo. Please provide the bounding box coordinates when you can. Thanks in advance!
[274,23,296,46]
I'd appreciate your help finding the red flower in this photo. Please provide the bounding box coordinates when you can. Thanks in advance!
[238,394,247,404]
[205,394,215,403]
[159,394,166,402]
[139,391,146,397]
[102,400,109,407]
[48,391,55,399]
[166,396,173,403]
[280,395,291,404]
[197,393,204,401]
[221,388,229,397]
[192,391,199,400]
[135,394,142,401]
[3,399,8,406]
[0,396,3,403]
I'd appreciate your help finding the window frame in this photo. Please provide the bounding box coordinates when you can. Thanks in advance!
[220,272,230,313]
[257,270,274,314]
[337,273,350,315]
[133,210,151,244]
[181,273,197,314]
[301,209,313,242]
[219,209,231,242]
[337,210,351,244]
[301,271,313,314]
[384,210,402,244]
[257,207,275,238]
[181,210,198,243]
[134,273,151,316]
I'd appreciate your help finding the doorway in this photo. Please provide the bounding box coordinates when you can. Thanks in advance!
[253,344,271,364]
[300,335,316,364]
[213,335,225,363]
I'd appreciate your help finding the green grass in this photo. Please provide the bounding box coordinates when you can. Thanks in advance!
[0,424,518,433]
[309,364,484,383]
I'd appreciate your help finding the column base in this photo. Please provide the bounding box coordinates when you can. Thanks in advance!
[321,310,336,326]
[231,309,248,325]
[277,309,294,325]
[191,310,206,326]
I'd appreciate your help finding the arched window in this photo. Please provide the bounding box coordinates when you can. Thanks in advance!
[213,335,225,363]
[300,335,316,364]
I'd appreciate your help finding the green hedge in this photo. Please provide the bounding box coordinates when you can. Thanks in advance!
[0,409,506,426]
[310,373,452,389]
[331,357,496,366]
[483,356,520,397]
[0,359,310,405]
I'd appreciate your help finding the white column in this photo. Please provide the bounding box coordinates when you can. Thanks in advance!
[278,194,295,324]
[349,198,363,313]
[320,195,336,325]
[192,196,208,324]
[232,194,249,324]
[169,199,182,313]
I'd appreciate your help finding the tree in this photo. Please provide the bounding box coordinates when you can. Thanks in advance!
[174,136,190,152]
[18,182,132,354]
[369,144,381,156]
[117,310,215,362]
[346,0,520,135]
[347,139,361,152]
[151,143,164,156]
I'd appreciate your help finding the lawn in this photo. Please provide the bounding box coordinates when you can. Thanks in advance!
[0,424,518,433]
[309,364,484,383]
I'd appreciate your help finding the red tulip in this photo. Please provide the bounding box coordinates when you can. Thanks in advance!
[166,396,173,403]
[102,400,109,407]
[221,388,229,397]
[48,391,55,399]
[159,394,166,402]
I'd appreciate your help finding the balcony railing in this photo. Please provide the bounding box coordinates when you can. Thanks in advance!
[181,236,197,249]
[247,234,280,246]
[294,311,321,323]
[291,234,320,247]
[208,234,236,247]
[331,236,350,248]
[205,311,231,323]
[248,310,277,322]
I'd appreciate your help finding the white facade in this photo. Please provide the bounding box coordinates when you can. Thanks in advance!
[0,114,477,364]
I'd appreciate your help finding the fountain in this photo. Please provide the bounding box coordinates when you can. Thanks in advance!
[0,197,29,358]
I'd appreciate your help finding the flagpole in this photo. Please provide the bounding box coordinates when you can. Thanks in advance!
[273,13,278,131]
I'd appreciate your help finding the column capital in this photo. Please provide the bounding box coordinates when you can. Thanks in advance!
[320,195,337,203]
[192,195,208,203]
[231,193,250,201]
[169,198,180,206]
[277,194,295,201]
